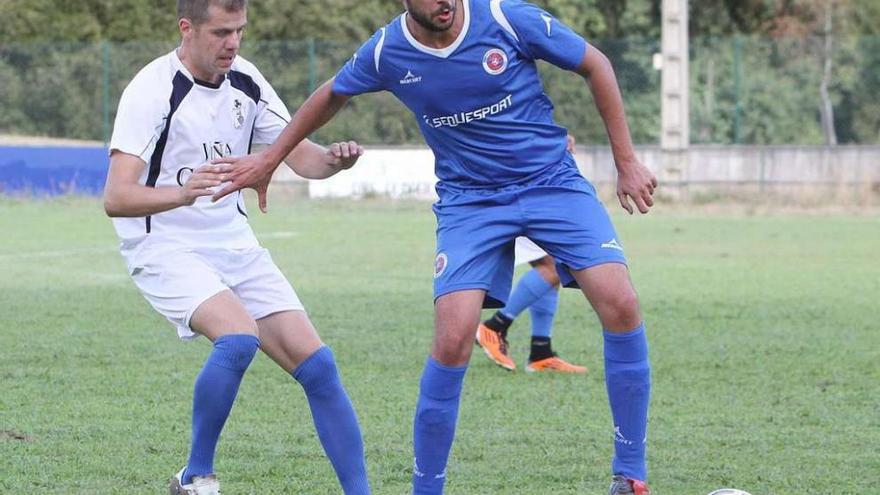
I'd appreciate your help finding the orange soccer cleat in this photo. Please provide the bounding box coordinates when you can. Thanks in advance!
[525,355,588,374]
[475,324,516,371]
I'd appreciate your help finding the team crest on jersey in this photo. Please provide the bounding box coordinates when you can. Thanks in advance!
[433,252,448,278]
[482,48,508,75]
[232,98,246,129]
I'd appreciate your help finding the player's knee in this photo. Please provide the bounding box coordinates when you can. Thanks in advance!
[212,334,260,372]
[434,332,474,364]
[599,290,641,330]
[294,346,340,393]
[433,347,471,367]
[236,317,259,335]
[534,259,561,286]
[542,270,561,288]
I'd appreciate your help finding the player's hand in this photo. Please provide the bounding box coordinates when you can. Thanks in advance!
[616,157,657,214]
[179,163,233,206]
[211,151,276,212]
[327,141,365,170]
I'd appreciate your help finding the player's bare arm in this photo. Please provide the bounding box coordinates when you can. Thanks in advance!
[211,78,351,203]
[284,139,364,180]
[576,47,658,215]
[103,151,231,217]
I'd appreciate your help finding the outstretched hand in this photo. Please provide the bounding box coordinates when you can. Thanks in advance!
[211,152,276,212]
[616,157,658,214]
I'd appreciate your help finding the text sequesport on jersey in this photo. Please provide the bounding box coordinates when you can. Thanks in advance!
[422,94,514,129]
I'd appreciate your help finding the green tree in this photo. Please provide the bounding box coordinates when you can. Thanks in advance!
[1,0,877,144]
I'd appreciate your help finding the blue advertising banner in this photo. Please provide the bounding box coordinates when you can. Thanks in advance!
[0,146,109,195]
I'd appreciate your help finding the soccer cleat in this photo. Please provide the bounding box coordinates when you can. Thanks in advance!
[170,467,221,495]
[525,355,588,374]
[607,475,650,495]
[475,323,516,371]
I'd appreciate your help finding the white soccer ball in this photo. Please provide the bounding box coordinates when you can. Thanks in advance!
[707,490,752,495]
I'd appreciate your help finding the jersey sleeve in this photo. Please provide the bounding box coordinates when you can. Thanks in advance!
[499,0,588,70]
[109,76,168,163]
[332,28,387,96]
[247,66,292,145]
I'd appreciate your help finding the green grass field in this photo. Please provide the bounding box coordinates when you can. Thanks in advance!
[1,196,878,494]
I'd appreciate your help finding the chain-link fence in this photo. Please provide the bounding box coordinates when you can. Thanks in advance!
[690,36,880,145]
[1,37,877,146]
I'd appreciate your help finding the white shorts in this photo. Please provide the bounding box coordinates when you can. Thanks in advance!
[129,246,304,340]
[514,237,549,266]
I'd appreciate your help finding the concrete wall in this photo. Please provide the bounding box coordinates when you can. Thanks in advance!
[2,141,877,198]
[579,145,880,186]
[280,145,880,200]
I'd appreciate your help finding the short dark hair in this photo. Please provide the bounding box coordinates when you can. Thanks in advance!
[178,0,247,25]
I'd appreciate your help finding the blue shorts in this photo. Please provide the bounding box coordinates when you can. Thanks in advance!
[432,164,627,308]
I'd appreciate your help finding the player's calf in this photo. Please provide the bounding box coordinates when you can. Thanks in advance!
[293,346,370,494]
[413,357,468,495]
[184,334,260,484]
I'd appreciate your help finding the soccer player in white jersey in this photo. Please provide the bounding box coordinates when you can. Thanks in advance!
[103,1,371,494]
[212,1,656,494]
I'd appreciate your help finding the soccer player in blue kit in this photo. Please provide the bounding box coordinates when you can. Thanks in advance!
[214,1,657,493]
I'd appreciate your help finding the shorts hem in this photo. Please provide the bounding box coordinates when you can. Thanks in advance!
[557,258,628,290]
[565,257,628,273]
[434,282,491,301]
[251,305,307,321]
[177,286,230,341]
[434,283,507,309]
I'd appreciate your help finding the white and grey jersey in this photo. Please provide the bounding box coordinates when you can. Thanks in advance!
[109,50,290,261]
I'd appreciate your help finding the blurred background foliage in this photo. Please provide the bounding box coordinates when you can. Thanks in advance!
[1,0,877,145]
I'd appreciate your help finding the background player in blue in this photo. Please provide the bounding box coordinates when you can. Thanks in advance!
[213,0,657,493]
[476,136,588,374]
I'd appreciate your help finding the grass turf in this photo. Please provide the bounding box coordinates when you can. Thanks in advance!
[1,196,877,494]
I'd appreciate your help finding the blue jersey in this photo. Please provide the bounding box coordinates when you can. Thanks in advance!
[333,0,588,191]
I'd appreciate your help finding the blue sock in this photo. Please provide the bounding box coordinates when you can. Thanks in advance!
[293,346,370,495]
[184,334,260,483]
[604,324,651,481]
[412,357,467,495]
[528,287,558,339]
[500,268,555,320]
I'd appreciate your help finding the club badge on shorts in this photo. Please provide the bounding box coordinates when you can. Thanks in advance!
[232,98,246,129]
[434,252,448,278]
[482,48,508,75]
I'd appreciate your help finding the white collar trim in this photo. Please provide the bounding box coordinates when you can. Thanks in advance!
[401,0,470,59]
